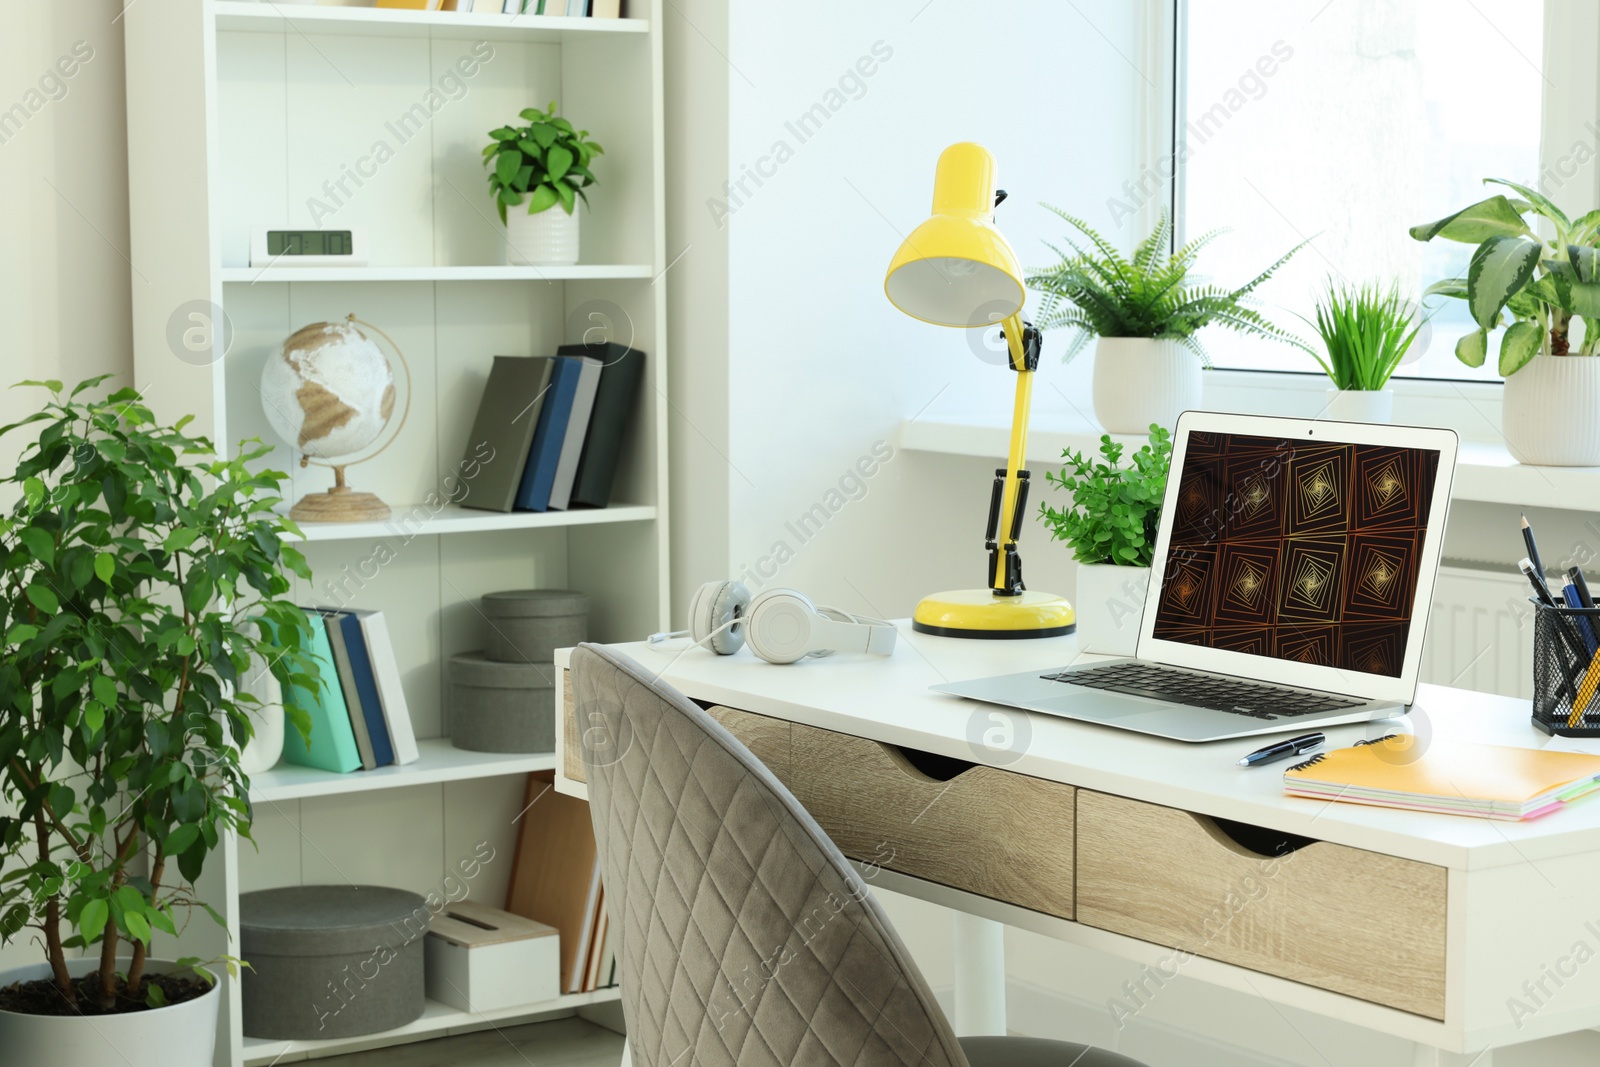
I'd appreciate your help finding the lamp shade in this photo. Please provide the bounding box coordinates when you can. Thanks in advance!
[884,142,1025,328]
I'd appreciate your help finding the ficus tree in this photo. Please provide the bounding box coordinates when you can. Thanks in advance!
[0,377,318,1013]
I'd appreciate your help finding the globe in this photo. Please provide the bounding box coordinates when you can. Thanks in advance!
[260,317,402,522]
[260,319,396,461]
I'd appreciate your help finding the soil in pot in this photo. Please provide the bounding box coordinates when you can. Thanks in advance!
[0,970,213,1017]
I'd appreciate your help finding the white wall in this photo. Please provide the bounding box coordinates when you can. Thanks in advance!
[0,0,131,974]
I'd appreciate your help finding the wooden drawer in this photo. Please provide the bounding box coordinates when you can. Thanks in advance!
[789,723,1075,919]
[1076,790,1447,1019]
[560,670,790,783]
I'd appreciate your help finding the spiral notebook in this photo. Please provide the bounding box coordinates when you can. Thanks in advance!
[1283,735,1600,821]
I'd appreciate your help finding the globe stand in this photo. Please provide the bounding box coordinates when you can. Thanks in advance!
[289,464,391,523]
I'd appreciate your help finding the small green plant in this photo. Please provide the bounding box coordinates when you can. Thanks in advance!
[0,378,319,1014]
[484,101,604,224]
[1026,209,1310,366]
[1039,425,1172,567]
[1411,177,1600,375]
[1301,279,1426,391]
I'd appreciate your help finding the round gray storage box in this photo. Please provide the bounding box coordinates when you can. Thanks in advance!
[449,653,556,753]
[240,885,427,1040]
[481,588,589,663]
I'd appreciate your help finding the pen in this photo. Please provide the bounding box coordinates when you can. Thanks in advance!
[1521,556,1558,607]
[1564,580,1599,655]
[1238,732,1325,767]
[1570,565,1596,609]
[1522,513,1547,583]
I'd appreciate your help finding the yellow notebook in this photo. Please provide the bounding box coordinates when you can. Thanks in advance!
[1283,734,1600,820]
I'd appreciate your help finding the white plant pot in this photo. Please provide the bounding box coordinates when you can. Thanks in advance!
[0,958,219,1067]
[1320,388,1393,424]
[1075,563,1150,657]
[1503,355,1600,466]
[1092,337,1203,434]
[236,650,285,775]
[504,203,579,266]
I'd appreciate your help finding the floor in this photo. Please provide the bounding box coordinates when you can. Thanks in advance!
[317,1017,625,1067]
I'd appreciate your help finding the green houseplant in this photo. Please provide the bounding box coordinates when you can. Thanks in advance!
[1301,279,1426,423]
[1026,210,1307,434]
[1039,425,1171,656]
[485,100,604,268]
[1411,178,1600,464]
[0,378,317,1064]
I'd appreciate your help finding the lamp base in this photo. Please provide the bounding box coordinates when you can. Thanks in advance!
[912,589,1075,639]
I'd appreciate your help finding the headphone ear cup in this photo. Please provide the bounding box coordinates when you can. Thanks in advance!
[689,580,749,655]
[744,589,817,664]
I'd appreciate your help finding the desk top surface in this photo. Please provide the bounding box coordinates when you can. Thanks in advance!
[566,624,1600,871]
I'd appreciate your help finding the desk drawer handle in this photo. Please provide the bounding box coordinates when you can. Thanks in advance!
[1199,814,1318,859]
[883,743,977,783]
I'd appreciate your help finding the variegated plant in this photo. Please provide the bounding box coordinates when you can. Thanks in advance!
[1411,178,1600,375]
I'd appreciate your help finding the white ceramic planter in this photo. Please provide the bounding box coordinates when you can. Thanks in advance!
[1092,337,1203,434]
[1503,354,1600,466]
[1075,563,1150,657]
[236,650,285,776]
[504,202,579,266]
[1320,388,1393,424]
[0,958,219,1067]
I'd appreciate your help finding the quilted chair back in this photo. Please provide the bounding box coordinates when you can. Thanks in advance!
[570,643,970,1067]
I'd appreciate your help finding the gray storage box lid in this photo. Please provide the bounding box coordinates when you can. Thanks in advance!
[240,885,427,957]
[481,589,590,618]
[449,651,557,689]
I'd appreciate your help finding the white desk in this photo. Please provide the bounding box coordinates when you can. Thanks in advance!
[556,625,1600,1066]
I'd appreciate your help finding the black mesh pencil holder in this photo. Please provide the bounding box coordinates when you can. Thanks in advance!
[1532,600,1600,737]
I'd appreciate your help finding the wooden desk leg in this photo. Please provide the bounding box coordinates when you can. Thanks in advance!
[1412,1045,1490,1066]
[952,912,1007,1035]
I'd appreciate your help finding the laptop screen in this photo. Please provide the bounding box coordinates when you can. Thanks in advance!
[1149,431,1442,678]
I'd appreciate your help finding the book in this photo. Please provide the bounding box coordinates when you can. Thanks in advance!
[1283,734,1600,821]
[460,356,555,512]
[547,356,602,510]
[278,610,362,774]
[354,610,419,765]
[513,355,582,512]
[590,0,621,16]
[333,611,395,767]
[557,342,645,508]
[505,770,600,993]
[322,612,376,771]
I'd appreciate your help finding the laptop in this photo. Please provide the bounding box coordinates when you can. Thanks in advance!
[934,411,1459,742]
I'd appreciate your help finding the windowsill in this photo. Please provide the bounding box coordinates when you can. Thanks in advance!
[896,413,1600,511]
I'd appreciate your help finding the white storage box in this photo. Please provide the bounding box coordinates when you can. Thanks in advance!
[424,901,560,1012]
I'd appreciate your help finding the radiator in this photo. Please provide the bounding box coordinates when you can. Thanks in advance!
[1421,565,1534,700]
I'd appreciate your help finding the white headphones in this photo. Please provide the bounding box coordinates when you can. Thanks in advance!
[647,580,897,665]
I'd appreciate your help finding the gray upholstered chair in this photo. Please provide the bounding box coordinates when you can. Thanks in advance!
[571,643,1148,1067]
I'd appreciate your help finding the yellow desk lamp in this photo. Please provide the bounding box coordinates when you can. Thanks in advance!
[885,142,1075,638]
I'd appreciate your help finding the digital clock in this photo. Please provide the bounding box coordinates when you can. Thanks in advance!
[250,227,369,268]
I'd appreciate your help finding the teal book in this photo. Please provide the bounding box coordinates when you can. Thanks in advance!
[280,609,362,773]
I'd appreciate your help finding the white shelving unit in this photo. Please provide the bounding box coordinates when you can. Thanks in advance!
[124,3,666,1063]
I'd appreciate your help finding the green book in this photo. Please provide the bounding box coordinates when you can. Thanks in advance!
[280,610,362,774]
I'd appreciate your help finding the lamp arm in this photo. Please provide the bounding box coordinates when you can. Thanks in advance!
[985,314,1041,595]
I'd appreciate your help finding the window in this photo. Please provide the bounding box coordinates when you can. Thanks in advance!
[1177,0,1546,382]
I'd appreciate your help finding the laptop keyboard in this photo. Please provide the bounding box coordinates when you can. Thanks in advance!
[1040,663,1364,720]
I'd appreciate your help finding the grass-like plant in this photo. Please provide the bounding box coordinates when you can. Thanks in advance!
[1026,208,1310,366]
[484,100,603,224]
[1301,280,1426,391]
[1039,425,1172,567]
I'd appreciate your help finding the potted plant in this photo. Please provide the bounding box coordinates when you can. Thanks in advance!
[1027,209,1308,433]
[485,100,603,267]
[1300,279,1427,423]
[1039,425,1172,656]
[0,378,317,1067]
[1411,178,1600,465]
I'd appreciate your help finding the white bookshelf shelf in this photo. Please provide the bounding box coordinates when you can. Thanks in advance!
[248,739,559,802]
[221,264,654,284]
[898,416,1600,511]
[292,502,656,542]
[215,2,649,43]
[241,987,622,1065]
